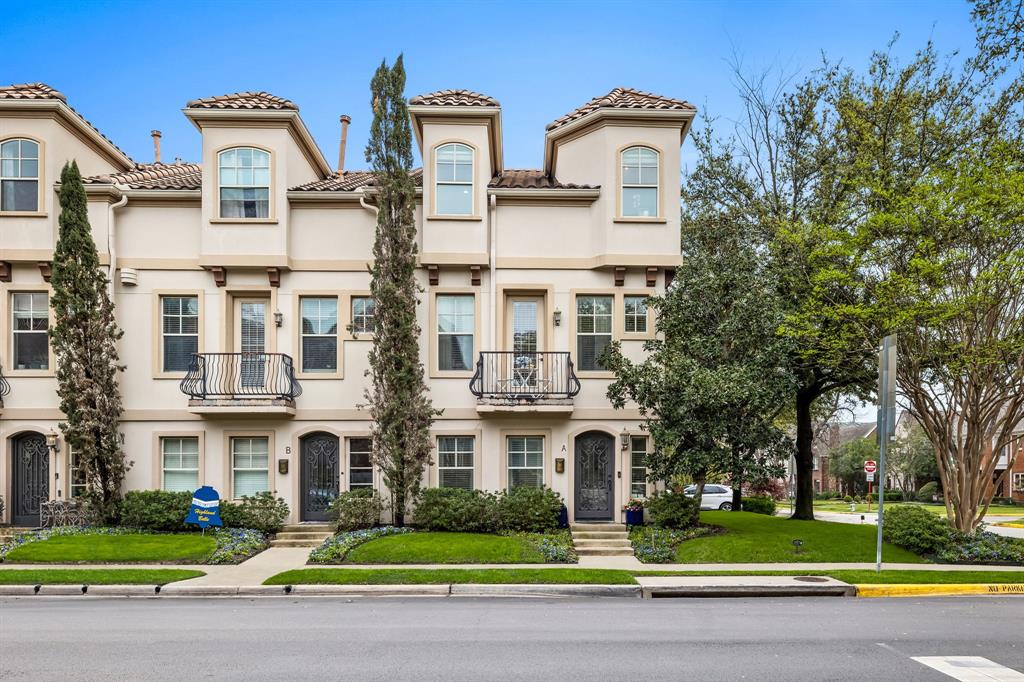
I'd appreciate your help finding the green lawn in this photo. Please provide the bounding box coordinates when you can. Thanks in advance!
[636,570,1024,584]
[0,569,205,585]
[812,501,1024,517]
[266,568,635,585]
[4,534,216,564]
[342,532,546,564]
[671,511,924,563]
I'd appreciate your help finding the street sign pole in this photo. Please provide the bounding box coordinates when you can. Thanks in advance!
[875,334,897,573]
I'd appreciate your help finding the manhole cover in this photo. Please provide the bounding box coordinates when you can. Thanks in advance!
[794,576,829,583]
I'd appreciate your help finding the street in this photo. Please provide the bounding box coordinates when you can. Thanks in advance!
[2,596,1022,681]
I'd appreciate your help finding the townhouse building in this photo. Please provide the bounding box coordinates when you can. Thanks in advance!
[0,82,695,526]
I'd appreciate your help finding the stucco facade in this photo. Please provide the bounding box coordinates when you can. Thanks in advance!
[0,83,695,526]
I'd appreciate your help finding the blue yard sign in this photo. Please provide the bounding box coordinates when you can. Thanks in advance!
[185,486,223,529]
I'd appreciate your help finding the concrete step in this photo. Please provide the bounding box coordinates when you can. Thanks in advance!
[575,547,636,556]
[570,523,627,532]
[572,539,633,548]
[274,532,333,540]
[269,539,325,548]
[571,531,630,540]
[281,524,332,533]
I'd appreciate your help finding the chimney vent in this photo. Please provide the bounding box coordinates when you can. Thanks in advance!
[151,130,162,163]
[338,115,351,173]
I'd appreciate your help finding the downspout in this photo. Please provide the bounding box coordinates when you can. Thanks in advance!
[358,188,378,216]
[107,184,129,297]
[488,192,497,351]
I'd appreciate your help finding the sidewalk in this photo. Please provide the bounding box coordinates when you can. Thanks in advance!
[780,509,1024,539]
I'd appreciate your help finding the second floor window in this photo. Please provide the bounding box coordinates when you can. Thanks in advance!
[435,143,473,215]
[624,295,648,333]
[351,296,376,334]
[621,146,659,217]
[11,292,48,370]
[162,296,199,372]
[437,294,474,371]
[300,297,338,373]
[576,295,612,371]
[1,138,39,212]
[218,147,270,218]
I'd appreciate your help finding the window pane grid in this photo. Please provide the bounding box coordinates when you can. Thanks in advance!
[218,147,270,218]
[435,143,473,215]
[231,437,269,497]
[349,438,374,489]
[507,436,544,491]
[576,295,612,371]
[68,448,87,499]
[161,296,199,372]
[1,138,39,211]
[630,436,648,498]
[300,297,338,372]
[624,296,648,333]
[11,292,49,370]
[437,295,474,371]
[621,146,658,217]
[438,436,474,489]
[162,437,200,492]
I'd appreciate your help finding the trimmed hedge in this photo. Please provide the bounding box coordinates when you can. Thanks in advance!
[741,496,777,516]
[644,491,699,529]
[916,481,940,502]
[330,489,385,532]
[414,488,498,533]
[882,506,952,556]
[119,489,288,534]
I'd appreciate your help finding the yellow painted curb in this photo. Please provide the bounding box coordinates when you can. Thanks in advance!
[856,583,1024,598]
[996,523,1024,528]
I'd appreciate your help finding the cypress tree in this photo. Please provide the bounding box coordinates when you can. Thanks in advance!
[50,161,128,522]
[364,56,438,526]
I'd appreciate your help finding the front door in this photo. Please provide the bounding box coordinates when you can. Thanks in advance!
[12,433,48,527]
[505,296,545,395]
[574,431,614,521]
[234,298,268,392]
[300,432,340,521]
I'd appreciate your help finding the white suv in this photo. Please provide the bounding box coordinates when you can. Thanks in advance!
[684,484,735,511]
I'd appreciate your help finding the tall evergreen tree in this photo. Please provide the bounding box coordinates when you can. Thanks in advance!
[50,161,128,522]
[364,56,437,526]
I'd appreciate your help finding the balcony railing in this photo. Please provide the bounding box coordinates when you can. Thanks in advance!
[469,351,581,402]
[0,362,9,406]
[180,353,302,401]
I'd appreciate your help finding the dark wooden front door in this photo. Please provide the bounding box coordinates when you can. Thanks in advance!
[300,432,339,521]
[574,431,614,521]
[12,433,48,527]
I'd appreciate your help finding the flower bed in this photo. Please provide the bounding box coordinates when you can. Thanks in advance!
[309,526,413,564]
[629,525,723,563]
[502,529,577,563]
[936,529,1024,565]
[207,528,268,564]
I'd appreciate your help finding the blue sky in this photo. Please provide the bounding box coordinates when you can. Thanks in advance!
[2,0,978,172]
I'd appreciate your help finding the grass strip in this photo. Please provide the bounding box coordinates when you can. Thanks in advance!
[264,568,636,585]
[0,569,205,585]
[4,534,216,564]
[634,569,1024,584]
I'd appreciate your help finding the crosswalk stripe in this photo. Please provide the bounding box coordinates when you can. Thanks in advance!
[912,656,1024,681]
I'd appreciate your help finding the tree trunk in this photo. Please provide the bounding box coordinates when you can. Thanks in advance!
[792,389,816,520]
[693,470,707,512]
[731,444,743,511]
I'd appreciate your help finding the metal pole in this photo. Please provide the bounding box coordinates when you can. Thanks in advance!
[875,334,896,573]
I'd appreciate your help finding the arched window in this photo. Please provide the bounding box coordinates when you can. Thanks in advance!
[218,147,270,218]
[1,138,39,212]
[620,146,659,217]
[435,142,473,215]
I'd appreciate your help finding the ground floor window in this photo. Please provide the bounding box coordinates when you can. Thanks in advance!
[67,448,87,499]
[162,436,200,492]
[438,436,474,489]
[507,435,544,490]
[629,436,648,498]
[231,436,269,498]
[1014,472,1024,492]
[348,437,373,490]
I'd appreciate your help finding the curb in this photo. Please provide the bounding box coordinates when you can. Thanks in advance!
[0,583,630,598]
[641,585,855,598]
[856,583,1024,598]
[449,584,641,598]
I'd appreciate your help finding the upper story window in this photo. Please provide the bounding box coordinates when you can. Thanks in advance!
[161,295,199,373]
[300,296,338,373]
[11,292,49,370]
[351,296,376,335]
[624,295,648,334]
[621,146,659,217]
[435,143,473,215]
[218,147,270,219]
[576,294,612,371]
[437,294,475,372]
[1,138,39,212]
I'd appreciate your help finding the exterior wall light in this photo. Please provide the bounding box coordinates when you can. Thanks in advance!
[274,311,284,327]
[552,309,562,326]
[46,429,61,454]
[620,428,630,451]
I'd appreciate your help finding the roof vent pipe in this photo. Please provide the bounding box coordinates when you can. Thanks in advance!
[338,115,351,173]
[151,130,162,163]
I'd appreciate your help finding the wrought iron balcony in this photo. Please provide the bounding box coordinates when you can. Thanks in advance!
[180,353,301,415]
[469,352,581,411]
[0,362,9,408]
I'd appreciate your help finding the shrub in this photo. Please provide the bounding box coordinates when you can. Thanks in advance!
[853,495,862,504]
[742,496,776,516]
[885,491,904,502]
[496,486,563,533]
[414,488,499,532]
[882,505,952,556]
[120,490,192,531]
[220,492,289,534]
[843,495,853,503]
[917,481,940,502]
[644,491,699,529]
[330,489,385,532]
[937,530,1024,564]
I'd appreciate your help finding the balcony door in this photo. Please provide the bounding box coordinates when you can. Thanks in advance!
[234,298,268,391]
[504,296,546,395]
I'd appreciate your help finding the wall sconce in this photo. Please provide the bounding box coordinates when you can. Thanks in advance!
[555,458,565,474]
[273,310,284,327]
[278,459,289,475]
[552,309,562,327]
[620,428,631,451]
[46,429,61,454]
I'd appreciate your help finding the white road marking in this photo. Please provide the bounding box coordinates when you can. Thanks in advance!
[912,656,1024,681]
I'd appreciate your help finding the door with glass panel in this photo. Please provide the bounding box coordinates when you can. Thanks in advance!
[504,296,545,396]
[234,298,268,392]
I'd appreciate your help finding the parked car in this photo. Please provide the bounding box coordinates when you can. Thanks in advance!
[683,484,735,510]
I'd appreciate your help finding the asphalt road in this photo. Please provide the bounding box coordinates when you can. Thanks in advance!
[2,596,1022,681]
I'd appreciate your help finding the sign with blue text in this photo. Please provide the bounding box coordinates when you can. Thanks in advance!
[185,486,223,529]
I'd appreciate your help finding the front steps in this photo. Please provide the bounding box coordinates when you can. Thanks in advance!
[570,522,635,557]
[270,522,333,548]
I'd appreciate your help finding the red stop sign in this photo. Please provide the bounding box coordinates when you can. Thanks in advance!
[864,460,877,473]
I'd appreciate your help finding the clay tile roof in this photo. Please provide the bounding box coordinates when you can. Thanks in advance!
[547,87,696,132]
[290,168,423,191]
[83,162,202,190]
[488,169,598,190]
[186,91,298,111]
[409,89,499,107]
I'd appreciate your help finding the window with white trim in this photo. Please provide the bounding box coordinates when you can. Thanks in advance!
[437,294,474,371]
[630,436,648,498]
[1014,472,1024,492]
[621,146,659,217]
[300,296,338,373]
[576,295,612,371]
[438,436,474,490]
[507,436,544,490]
[624,295,648,333]
[161,295,199,372]
[218,147,270,218]
[351,296,376,334]
[231,436,269,498]
[68,447,87,499]
[1,138,39,212]
[435,143,473,215]
[162,437,200,493]
[11,292,49,370]
[348,438,373,490]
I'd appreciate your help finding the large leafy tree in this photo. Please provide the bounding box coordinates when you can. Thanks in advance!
[49,161,128,522]
[363,56,438,526]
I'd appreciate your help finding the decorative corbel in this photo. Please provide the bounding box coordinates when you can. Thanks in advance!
[469,265,481,286]
[646,267,658,288]
[210,266,227,288]
[267,267,281,288]
[0,261,11,283]
[427,264,439,286]
[613,266,626,287]
[37,261,52,282]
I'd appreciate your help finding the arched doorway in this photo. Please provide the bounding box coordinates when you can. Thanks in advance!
[574,431,614,521]
[299,432,340,522]
[12,432,48,527]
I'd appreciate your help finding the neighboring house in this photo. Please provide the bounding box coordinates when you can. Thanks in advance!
[810,421,876,494]
[0,82,695,526]
[994,423,1024,503]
